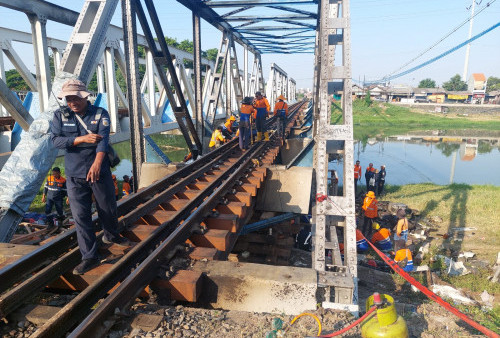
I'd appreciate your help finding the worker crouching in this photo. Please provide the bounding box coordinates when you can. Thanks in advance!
[209,125,226,150]
[253,91,270,141]
[222,115,236,139]
[371,222,392,252]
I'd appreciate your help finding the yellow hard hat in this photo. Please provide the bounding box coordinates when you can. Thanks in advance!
[229,116,236,122]
[372,222,380,230]
[366,191,375,197]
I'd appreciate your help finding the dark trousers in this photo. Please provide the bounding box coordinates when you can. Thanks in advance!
[363,216,375,238]
[255,109,267,132]
[277,115,286,138]
[45,197,64,218]
[238,120,251,150]
[67,173,120,260]
[377,181,385,196]
[354,178,358,195]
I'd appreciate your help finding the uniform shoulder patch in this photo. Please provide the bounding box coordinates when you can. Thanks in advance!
[102,118,110,126]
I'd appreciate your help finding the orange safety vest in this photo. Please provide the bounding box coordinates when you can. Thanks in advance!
[371,228,391,244]
[394,248,413,263]
[240,104,255,121]
[122,182,131,195]
[273,101,288,116]
[254,98,270,117]
[224,120,234,133]
[363,196,378,218]
[354,164,362,179]
[366,166,376,174]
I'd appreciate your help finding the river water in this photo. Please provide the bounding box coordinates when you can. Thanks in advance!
[327,139,500,186]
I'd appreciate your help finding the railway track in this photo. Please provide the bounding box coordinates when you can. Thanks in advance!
[0,100,308,337]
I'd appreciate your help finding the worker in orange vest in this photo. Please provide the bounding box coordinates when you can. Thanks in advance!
[371,222,392,252]
[122,175,132,196]
[42,167,68,224]
[393,247,413,272]
[354,160,362,195]
[253,91,270,141]
[362,191,378,237]
[239,97,256,150]
[273,94,288,139]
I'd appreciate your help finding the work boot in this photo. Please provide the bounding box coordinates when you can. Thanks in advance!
[73,258,100,275]
[256,132,262,142]
[103,235,131,247]
[264,132,270,141]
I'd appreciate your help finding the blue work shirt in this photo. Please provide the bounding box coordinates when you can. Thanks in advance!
[50,103,111,179]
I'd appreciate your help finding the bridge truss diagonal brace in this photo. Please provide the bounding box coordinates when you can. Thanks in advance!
[0,0,120,243]
[135,0,202,156]
[205,33,230,128]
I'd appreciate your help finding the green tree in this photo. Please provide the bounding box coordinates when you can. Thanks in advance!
[363,90,372,106]
[442,74,467,91]
[435,142,460,157]
[205,48,218,62]
[418,78,436,88]
[5,69,33,91]
[486,76,500,92]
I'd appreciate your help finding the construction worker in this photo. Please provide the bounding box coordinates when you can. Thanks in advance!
[222,115,236,139]
[112,174,119,200]
[376,165,386,196]
[209,125,226,150]
[273,94,288,139]
[354,160,362,195]
[122,175,132,196]
[356,229,369,252]
[41,167,68,224]
[371,222,392,252]
[362,191,378,237]
[365,163,376,192]
[253,91,270,141]
[239,97,256,150]
[393,247,414,272]
[394,208,409,243]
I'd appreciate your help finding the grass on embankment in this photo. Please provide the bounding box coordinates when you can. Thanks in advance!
[332,100,500,143]
[383,183,500,333]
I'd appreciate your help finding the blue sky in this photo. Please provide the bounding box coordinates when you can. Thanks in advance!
[0,0,499,89]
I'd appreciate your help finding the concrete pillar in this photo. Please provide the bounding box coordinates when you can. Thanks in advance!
[28,14,51,112]
[51,48,61,76]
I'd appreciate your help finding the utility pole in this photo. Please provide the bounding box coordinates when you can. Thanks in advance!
[462,0,476,82]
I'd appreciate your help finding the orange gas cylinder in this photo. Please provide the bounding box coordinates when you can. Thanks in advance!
[361,293,409,338]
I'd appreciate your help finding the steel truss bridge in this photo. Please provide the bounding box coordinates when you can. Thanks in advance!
[0,0,357,315]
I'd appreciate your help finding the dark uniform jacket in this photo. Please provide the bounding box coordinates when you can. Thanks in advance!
[50,103,111,179]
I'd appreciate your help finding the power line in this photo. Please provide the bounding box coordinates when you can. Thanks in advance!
[366,21,500,85]
[386,0,497,78]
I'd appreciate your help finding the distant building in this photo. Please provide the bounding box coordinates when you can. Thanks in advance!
[468,73,486,103]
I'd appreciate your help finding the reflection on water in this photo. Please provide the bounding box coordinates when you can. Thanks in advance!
[329,138,499,186]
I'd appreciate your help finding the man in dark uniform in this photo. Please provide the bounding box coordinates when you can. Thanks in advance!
[51,79,130,275]
[41,167,68,225]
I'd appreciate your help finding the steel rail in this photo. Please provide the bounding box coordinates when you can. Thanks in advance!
[33,136,269,338]
[0,138,238,294]
[0,142,240,319]
[69,138,270,338]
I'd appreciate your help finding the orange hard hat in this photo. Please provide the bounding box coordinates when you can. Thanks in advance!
[277,94,287,101]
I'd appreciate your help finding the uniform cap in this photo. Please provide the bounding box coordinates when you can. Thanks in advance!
[255,91,262,96]
[58,79,90,99]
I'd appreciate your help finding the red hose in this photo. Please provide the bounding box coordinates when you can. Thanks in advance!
[363,234,499,338]
[318,306,377,337]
